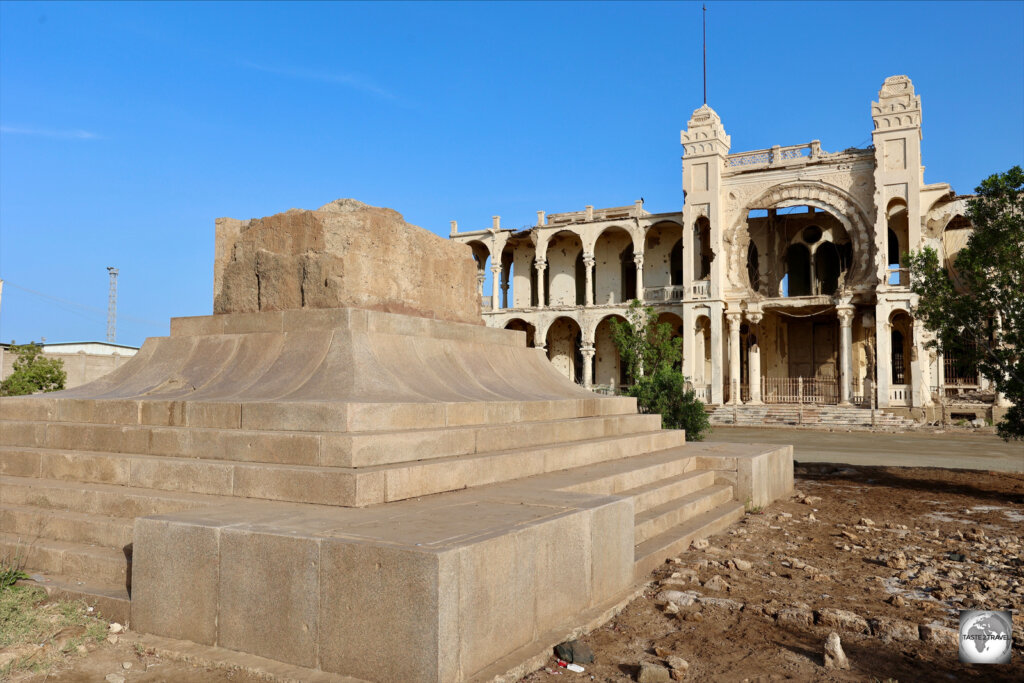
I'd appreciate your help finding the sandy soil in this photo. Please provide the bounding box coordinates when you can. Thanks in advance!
[523,464,1024,682]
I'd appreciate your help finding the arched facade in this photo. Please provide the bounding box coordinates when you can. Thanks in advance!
[450,75,1001,417]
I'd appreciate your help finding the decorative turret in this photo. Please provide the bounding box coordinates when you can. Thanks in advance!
[681,104,731,157]
[871,75,922,133]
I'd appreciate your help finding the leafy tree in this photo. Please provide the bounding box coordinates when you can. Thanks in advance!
[0,342,66,396]
[907,166,1023,440]
[610,300,711,440]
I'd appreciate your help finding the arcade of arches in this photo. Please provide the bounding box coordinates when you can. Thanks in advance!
[450,76,1010,416]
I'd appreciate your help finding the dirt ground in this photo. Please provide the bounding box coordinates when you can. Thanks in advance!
[4,462,1022,682]
[523,463,1024,682]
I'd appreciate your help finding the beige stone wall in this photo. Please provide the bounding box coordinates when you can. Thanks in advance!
[1,350,132,390]
[215,199,482,325]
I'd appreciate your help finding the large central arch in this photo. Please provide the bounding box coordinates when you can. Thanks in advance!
[724,181,875,293]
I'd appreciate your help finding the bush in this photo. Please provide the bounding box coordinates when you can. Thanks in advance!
[626,367,711,440]
[0,342,66,396]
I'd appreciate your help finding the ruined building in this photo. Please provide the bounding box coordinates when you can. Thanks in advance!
[451,75,1003,419]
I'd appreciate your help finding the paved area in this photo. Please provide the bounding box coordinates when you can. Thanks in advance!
[706,427,1024,473]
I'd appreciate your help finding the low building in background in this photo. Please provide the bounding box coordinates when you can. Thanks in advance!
[0,341,138,389]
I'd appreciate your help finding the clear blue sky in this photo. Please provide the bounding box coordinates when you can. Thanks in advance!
[1,1,1021,347]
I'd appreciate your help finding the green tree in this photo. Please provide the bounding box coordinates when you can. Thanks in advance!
[907,166,1023,440]
[0,342,66,396]
[609,300,711,440]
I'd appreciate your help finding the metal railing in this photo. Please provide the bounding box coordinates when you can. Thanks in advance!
[762,376,840,404]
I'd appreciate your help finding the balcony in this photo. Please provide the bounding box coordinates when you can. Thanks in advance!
[690,280,710,300]
[642,285,686,303]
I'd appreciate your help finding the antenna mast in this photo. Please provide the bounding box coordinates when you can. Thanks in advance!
[106,267,118,343]
[703,4,707,105]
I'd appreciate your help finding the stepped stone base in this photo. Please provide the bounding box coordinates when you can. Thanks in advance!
[1,306,793,682]
[709,403,919,429]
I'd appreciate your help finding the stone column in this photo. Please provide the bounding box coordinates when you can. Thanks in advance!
[634,252,645,301]
[726,311,743,405]
[876,309,891,408]
[746,311,763,405]
[535,259,547,309]
[837,304,855,405]
[583,253,595,307]
[910,319,924,408]
[490,265,501,312]
[710,310,724,404]
[476,272,485,301]
[581,344,595,389]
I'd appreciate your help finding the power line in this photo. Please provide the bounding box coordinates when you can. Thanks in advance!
[2,281,164,328]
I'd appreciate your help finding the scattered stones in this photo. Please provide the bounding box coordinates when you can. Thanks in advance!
[919,622,958,645]
[703,575,730,592]
[656,590,698,607]
[869,617,920,642]
[108,623,124,634]
[823,632,850,670]
[816,608,869,634]
[682,611,704,623]
[638,661,672,683]
[121,661,133,670]
[859,517,875,526]
[776,608,814,628]
[105,675,126,683]
[886,594,906,607]
[884,551,908,569]
[731,558,752,571]
[803,496,822,505]
[666,656,690,680]
[697,596,744,610]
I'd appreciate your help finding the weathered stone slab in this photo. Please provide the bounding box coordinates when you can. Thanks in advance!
[214,199,481,325]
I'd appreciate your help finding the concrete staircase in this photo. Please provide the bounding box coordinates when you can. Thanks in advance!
[708,403,918,429]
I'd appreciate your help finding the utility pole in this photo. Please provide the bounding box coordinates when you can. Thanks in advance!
[106,267,118,344]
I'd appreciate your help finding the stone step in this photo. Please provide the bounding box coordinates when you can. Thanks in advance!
[620,470,717,515]
[0,532,129,589]
[0,475,233,518]
[633,501,745,580]
[0,412,660,469]
[0,428,687,507]
[378,429,689,503]
[0,503,134,548]
[555,446,696,498]
[633,484,734,545]
[19,573,131,625]
[0,395,639,432]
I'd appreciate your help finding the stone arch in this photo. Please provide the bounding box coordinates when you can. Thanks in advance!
[504,318,536,347]
[725,181,874,292]
[545,316,583,382]
[592,313,628,389]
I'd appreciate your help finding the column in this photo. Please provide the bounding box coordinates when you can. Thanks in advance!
[476,272,485,301]
[876,309,891,408]
[535,259,547,309]
[581,344,595,389]
[634,252,645,301]
[746,311,763,404]
[490,265,501,312]
[726,311,743,405]
[583,253,595,307]
[837,304,855,405]
[710,309,724,404]
[910,319,924,407]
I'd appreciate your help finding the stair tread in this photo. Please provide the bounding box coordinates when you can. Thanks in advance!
[634,501,745,561]
[634,484,733,525]
[0,531,126,559]
[0,474,239,507]
[0,502,134,527]
[616,468,709,500]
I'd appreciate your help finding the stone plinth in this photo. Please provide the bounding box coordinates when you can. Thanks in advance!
[214,199,481,325]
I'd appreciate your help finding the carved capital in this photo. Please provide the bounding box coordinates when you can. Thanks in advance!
[582,253,595,268]
[745,312,763,326]
[726,312,743,329]
[837,305,856,326]
[535,258,547,271]
[633,253,645,267]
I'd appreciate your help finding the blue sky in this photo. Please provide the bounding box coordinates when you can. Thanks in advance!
[1,1,1021,347]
